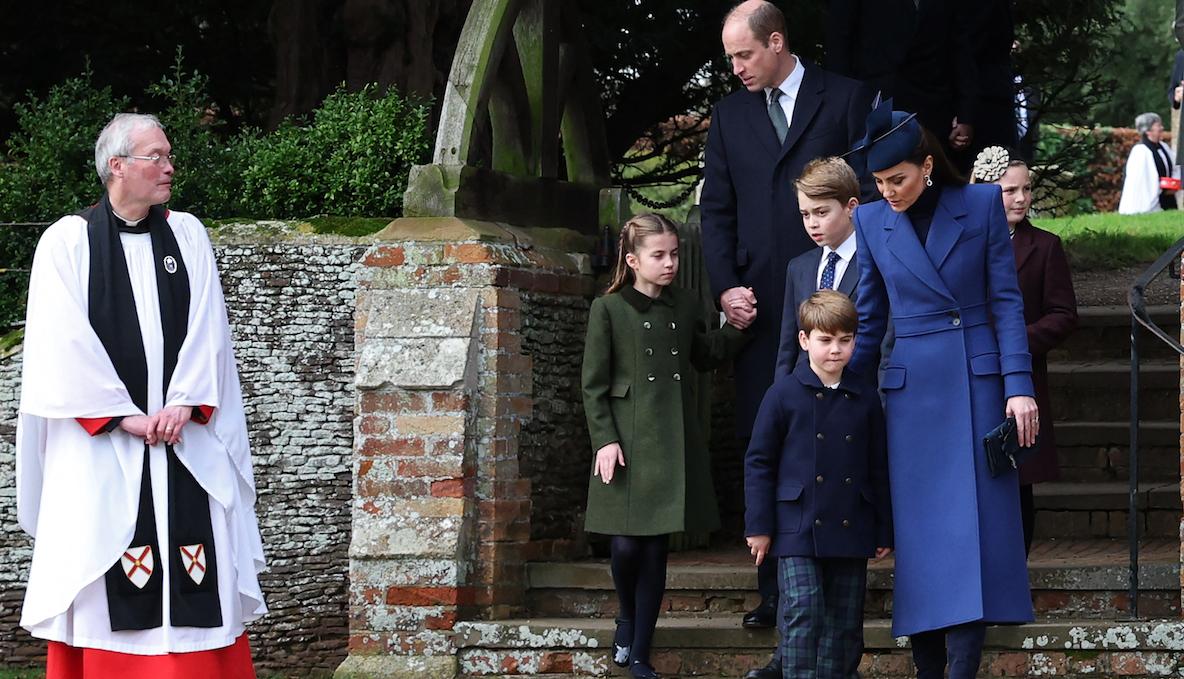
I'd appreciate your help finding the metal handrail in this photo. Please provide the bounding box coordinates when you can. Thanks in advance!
[1125,235,1184,620]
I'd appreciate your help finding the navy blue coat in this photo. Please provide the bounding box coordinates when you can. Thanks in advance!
[701,62,873,436]
[849,184,1035,636]
[744,363,892,559]
[774,248,860,377]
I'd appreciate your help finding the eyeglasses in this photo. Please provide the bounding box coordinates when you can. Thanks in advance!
[122,153,176,165]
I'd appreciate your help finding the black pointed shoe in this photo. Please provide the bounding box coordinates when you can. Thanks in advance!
[630,661,660,679]
[612,618,632,667]
[741,594,777,629]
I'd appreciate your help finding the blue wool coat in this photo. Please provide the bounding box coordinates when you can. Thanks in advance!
[849,184,1036,637]
[744,363,893,559]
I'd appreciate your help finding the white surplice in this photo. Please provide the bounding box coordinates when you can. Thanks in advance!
[1118,142,1178,215]
[16,209,266,654]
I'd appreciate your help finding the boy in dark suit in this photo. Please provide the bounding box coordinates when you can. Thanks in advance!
[775,157,861,378]
[744,291,893,679]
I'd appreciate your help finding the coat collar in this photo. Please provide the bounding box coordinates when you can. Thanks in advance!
[1010,218,1037,272]
[882,186,963,302]
[620,284,675,312]
[791,359,862,396]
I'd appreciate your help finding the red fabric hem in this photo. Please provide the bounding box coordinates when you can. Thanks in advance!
[75,418,114,436]
[47,634,255,679]
[192,405,215,425]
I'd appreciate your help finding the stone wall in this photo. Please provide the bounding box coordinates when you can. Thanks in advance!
[0,226,366,676]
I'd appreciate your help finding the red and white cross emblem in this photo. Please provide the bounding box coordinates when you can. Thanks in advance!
[179,544,207,585]
[121,546,154,589]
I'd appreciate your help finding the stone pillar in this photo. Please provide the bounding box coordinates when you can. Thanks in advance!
[336,218,592,678]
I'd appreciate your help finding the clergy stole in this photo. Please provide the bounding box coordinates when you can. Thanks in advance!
[83,194,222,631]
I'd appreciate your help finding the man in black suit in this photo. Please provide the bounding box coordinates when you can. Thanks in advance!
[825,0,978,157]
[700,0,873,667]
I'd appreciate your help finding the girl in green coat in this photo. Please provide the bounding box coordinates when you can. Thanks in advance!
[582,213,749,679]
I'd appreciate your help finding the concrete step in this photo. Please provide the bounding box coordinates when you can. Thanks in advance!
[1055,420,1180,482]
[1047,360,1180,421]
[1033,482,1181,539]
[525,539,1180,621]
[1048,304,1181,362]
[455,617,1184,678]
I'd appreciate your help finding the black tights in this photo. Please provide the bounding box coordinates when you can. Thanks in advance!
[610,534,669,666]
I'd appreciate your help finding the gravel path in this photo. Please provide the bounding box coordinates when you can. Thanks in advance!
[1072,265,1180,307]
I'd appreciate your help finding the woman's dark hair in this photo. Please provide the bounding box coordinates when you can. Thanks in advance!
[904,128,967,186]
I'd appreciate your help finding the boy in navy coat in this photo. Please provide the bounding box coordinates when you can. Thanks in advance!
[745,291,892,679]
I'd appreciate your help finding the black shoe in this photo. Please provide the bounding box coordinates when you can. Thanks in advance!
[743,661,782,679]
[630,661,660,679]
[741,595,777,629]
[612,618,632,667]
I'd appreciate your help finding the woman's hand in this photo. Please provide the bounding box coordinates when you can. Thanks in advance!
[1006,396,1039,448]
[593,442,626,484]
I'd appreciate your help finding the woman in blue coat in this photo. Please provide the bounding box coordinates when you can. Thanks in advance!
[846,101,1039,679]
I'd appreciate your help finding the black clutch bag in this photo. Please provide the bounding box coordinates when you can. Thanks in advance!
[983,416,1040,478]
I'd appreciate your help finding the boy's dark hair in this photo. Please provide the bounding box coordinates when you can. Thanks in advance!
[798,290,858,336]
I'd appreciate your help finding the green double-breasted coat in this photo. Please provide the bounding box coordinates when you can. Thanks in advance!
[582,285,748,536]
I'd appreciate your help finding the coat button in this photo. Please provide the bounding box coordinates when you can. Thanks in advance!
[670,347,679,355]
[643,321,651,329]
[844,477,853,485]
[815,475,824,484]
[647,373,655,382]
[645,348,653,356]
[670,322,677,329]
[952,317,961,326]
[815,392,824,400]
[816,432,824,440]
[814,519,823,527]
[844,393,852,399]
[673,373,681,381]
[842,519,851,528]
[845,434,854,442]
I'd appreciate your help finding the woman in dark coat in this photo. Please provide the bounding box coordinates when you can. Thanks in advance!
[971,146,1078,555]
[846,101,1038,679]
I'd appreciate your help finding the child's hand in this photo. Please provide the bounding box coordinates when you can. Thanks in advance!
[874,547,892,560]
[746,535,771,566]
[594,442,625,483]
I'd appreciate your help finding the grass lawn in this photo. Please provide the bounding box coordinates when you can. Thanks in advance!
[1032,210,1184,270]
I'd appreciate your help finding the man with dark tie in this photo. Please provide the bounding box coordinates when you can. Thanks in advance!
[699,3,873,674]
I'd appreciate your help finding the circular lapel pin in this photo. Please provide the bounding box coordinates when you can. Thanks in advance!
[163,255,178,274]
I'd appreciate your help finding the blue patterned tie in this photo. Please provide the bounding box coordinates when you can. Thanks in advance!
[819,251,841,290]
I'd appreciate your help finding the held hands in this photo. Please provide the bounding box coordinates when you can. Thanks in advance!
[949,118,974,150]
[720,286,757,330]
[1005,396,1039,448]
[746,534,771,566]
[593,442,626,484]
[119,406,193,446]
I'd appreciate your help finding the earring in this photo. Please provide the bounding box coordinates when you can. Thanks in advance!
[924,174,933,187]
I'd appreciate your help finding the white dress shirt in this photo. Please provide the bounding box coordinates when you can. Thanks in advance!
[765,56,805,128]
[815,230,857,290]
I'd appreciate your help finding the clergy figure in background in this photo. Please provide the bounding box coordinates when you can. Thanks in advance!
[16,113,266,678]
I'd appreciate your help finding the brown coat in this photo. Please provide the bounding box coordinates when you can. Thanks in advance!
[1011,219,1078,484]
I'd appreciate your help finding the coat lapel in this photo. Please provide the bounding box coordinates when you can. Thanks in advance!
[745,90,783,159]
[1010,220,1037,273]
[884,208,955,302]
[925,187,966,271]
[837,250,859,296]
[778,63,822,162]
[800,249,822,294]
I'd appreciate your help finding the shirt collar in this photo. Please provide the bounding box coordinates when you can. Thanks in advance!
[764,55,804,103]
[822,230,857,261]
[620,285,675,312]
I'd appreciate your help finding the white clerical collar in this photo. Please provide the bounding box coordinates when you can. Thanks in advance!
[823,229,857,261]
[112,208,145,227]
[764,56,804,103]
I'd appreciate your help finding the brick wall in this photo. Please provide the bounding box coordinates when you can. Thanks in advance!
[0,229,365,676]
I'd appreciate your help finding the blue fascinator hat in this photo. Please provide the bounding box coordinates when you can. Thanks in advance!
[847,98,922,173]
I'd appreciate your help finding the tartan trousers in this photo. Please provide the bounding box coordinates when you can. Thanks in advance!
[778,556,867,679]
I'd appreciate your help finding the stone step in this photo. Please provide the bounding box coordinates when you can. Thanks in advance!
[525,539,1180,621]
[455,617,1184,678]
[1048,304,1181,362]
[1055,421,1180,483]
[1033,482,1181,539]
[1047,360,1180,421]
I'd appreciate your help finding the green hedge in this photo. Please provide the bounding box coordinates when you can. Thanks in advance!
[0,57,431,329]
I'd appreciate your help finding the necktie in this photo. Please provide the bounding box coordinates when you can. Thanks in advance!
[819,251,841,290]
[768,88,788,144]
